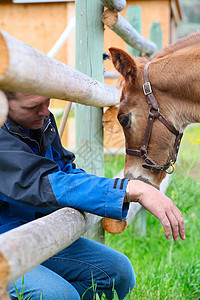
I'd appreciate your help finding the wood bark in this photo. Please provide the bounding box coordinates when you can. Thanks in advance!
[0,253,9,295]
[0,208,101,290]
[0,290,10,300]
[100,0,126,12]
[0,30,120,108]
[0,90,8,126]
[102,9,157,55]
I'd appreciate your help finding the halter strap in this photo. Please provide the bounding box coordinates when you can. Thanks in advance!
[126,62,183,173]
[143,62,159,111]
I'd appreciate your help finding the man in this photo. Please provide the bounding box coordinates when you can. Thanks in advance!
[0,91,185,300]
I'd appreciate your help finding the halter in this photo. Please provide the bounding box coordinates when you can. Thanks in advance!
[126,62,183,173]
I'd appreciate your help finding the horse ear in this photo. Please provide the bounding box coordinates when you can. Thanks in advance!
[109,47,137,84]
[102,106,122,133]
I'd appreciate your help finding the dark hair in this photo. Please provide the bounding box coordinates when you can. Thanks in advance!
[2,90,17,101]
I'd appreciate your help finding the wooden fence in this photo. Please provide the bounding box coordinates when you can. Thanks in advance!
[0,90,8,127]
[0,0,159,297]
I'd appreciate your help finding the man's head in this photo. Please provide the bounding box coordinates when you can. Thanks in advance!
[4,91,50,130]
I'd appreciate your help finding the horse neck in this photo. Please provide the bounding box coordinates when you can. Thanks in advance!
[149,51,200,131]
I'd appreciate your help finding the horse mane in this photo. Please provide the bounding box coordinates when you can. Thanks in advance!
[154,31,200,59]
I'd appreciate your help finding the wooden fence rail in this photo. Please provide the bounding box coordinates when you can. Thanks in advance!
[0,208,101,295]
[101,0,126,11]
[0,90,8,126]
[0,30,120,108]
[102,9,157,55]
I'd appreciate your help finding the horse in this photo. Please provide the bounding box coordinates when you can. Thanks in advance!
[102,32,200,234]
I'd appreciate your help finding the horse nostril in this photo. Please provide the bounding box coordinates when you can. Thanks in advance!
[124,171,134,180]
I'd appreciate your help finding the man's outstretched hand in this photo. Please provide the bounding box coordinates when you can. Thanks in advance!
[128,180,185,242]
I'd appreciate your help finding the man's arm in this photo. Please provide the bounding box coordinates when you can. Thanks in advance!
[0,128,129,219]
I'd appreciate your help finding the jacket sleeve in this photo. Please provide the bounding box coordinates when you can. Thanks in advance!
[48,168,129,220]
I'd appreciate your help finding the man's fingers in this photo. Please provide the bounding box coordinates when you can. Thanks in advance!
[159,206,186,242]
[178,218,185,240]
[171,206,186,240]
[166,210,179,241]
[159,215,172,240]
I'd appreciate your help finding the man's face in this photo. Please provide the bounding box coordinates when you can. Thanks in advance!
[8,93,50,129]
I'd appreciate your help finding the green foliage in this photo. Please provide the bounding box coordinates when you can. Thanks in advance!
[104,154,125,178]
[106,171,200,299]
[178,0,200,38]
[80,275,132,299]
[179,0,200,23]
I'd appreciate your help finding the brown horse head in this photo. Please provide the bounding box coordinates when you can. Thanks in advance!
[109,33,200,188]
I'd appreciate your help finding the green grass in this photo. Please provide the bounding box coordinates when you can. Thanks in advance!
[105,124,200,299]
[106,172,200,299]
[104,154,125,178]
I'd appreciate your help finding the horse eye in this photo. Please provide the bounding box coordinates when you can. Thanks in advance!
[118,113,131,128]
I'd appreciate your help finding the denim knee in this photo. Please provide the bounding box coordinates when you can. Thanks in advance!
[111,253,136,299]
[39,284,81,300]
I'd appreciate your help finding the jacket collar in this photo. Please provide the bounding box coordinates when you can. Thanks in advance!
[4,116,50,139]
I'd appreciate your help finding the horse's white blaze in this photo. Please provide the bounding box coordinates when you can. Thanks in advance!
[131,110,136,122]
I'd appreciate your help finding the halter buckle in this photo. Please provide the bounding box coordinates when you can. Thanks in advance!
[143,82,152,95]
[166,162,175,174]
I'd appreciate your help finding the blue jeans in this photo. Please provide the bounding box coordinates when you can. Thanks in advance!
[9,237,136,300]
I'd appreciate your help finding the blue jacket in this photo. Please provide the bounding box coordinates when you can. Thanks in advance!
[0,113,129,234]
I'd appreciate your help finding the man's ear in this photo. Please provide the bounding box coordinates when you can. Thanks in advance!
[102,106,122,133]
[109,47,137,84]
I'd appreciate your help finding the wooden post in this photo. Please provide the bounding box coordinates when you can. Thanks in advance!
[133,207,147,236]
[58,102,72,138]
[150,22,163,52]
[126,5,142,57]
[0,291,10,300]
[75,0,105,243]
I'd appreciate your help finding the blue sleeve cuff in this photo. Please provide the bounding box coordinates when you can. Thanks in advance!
[105,178,129,220]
